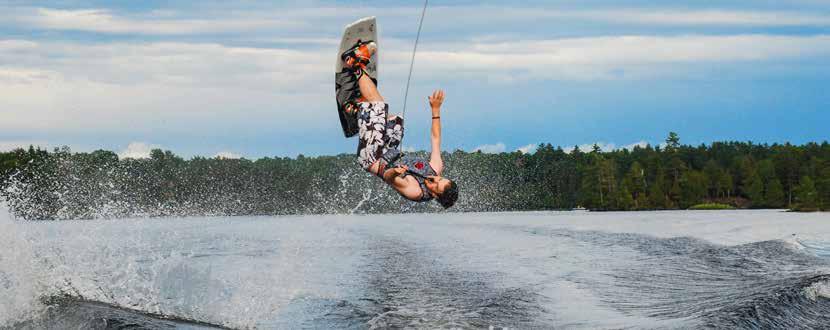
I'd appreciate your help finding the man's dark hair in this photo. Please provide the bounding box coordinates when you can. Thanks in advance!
[437,180,458,209]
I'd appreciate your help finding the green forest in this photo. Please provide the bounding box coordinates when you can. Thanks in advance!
[1,132,828,220]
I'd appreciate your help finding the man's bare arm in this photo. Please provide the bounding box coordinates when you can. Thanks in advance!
[428,90,444,175]
[383,165,408,185]
[382,165,423,200]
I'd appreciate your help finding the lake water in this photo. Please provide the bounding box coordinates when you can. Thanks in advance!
[1,208,829,329]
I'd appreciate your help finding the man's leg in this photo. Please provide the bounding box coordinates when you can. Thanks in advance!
[384,114,404,152]
[346,43,390,176]
[357,73,383,103]
[356,101,389,176]
[342,41,381,105]
[355,73,405,169]
[343,69,382,116]
[352,60,402,155]
[353,71,388,175]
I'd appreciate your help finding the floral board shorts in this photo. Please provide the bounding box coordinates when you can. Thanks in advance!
[356,101,404,173]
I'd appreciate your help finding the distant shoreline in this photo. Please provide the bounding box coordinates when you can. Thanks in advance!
[1,133,828,220]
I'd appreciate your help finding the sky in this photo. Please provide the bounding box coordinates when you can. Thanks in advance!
[1,0,829,159]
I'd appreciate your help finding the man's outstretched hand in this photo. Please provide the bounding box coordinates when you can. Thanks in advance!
[429,90,444,115]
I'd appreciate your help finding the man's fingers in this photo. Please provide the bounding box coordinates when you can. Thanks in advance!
[433,90,444,101]
[428,90,445,104]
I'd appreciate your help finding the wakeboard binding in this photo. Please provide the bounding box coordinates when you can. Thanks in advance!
[341,40,377,76]
[336,40,377,137]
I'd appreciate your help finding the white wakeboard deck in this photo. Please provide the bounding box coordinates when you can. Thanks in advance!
[336,16,378,80]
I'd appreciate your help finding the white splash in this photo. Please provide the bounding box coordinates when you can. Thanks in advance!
[0,202,44,327]
[803,280,830,301]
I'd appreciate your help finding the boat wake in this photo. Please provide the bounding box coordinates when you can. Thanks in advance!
[798,238,830,260]
[2,203,829,329]
[545,229,830,329]
[8,296,229,330]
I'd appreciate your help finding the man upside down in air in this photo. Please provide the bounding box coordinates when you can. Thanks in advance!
[342,41,458,208]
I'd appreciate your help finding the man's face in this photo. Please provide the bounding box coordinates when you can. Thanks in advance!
[425,176,451,196]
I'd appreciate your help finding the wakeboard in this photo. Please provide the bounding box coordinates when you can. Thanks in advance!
[335,16,378,138]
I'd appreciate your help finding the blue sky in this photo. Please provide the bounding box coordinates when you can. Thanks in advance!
[1,1,829,158]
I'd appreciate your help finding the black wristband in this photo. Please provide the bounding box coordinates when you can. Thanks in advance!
[432,116,440,119]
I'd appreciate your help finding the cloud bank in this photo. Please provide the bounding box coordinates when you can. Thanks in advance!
[6,7,830,38]
[214,151,242,159]
[472,143,507,154]
[2,2,829,157]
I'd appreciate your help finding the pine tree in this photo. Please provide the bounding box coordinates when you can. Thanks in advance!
[794,176,819,211]
[579,152,608,209]
[765,178,786,208]
[623,161,647,209]
[774,146,801,207]
[718,171,734,198]
[635,193,649,210]
[816,166,830,211]
[758,159,777,183]
[598,158,618,210]
[736,155,756,196]
[745,172,764,207]
[648,174,668,209]
[704,160,722,198]
[680,170,708,208]
[664,133,686,207]
[616,186,635,210]
[738,156,762,204]
[665,132,680,152]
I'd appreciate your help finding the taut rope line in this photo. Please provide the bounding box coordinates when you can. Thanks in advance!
[399,0,428,151]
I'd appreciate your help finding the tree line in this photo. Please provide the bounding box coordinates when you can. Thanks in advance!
[577,133,829,212]
[1,132,828,220]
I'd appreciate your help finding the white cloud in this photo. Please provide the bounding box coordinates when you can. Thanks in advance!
[1,3,828,159]
[7,7,830,38]
[530,9,830,27]
[2,33,829,137]
[14,8,301,35]
[576,142,616,153]
[622,140,649,150]
[3,3,830,156]
[0,40,38,50]
[473,142,506,154]
[214,151,242,159]
[516,144,538,154]
[246,37,339,46]
[0,41,329,90]
[573,140,658,153]
[411,34,830,81]
[0,40,331,133]
[118,142,160,159]
[417,7,830,29]
[0,140,49,152]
